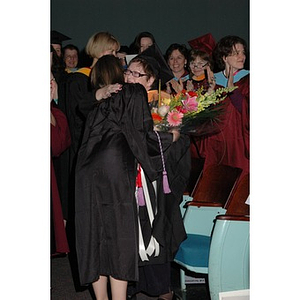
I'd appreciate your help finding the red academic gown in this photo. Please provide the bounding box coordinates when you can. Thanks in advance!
[190,74,250,178]
[51,105,71,255]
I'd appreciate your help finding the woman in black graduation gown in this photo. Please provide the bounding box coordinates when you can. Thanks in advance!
[74,55,184,300]
[125,55,190,299]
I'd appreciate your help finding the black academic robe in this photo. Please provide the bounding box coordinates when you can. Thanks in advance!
[65,68,98,173]
[128,134,190,296]
[137,134,190,267]
[75,83,188,286]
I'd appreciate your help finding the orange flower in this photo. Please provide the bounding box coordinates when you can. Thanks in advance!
[152,112,163,124]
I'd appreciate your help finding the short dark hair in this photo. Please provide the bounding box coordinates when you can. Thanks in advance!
[165,43,188,61]
[213,35,248,71]
[90,55,125,88]
[63,44,79,55]
[129,56,158,80]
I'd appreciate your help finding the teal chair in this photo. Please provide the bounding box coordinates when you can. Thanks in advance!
[208,174,250,300]
[174,165,243,290]
[175,173,249,297]
[179,195,192,218]
[208,214,250,300]
[175,204,227,290]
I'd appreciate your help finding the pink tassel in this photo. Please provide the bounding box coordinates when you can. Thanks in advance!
[154,130,172,194]
[163,171,171,194]
[137,187,145,206]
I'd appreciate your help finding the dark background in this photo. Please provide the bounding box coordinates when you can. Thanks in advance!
[51,0,249,54]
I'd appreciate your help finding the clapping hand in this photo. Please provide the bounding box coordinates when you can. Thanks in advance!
[206,66,216,94]
[170,78,184,94]
[186,80,194,92]
[225,64,234,88]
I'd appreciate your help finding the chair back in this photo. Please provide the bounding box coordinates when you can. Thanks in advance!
[224,174,250,216]
[185,156,205,195]
[191,164,242,206]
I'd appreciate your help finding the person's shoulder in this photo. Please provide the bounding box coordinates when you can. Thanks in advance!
[51,103,67,119]
[123,82,145,92]
[235,69,250,85]
[214,71,227,87]
[66,68,91,86]
[121,83,147,97]
[214,71,224,80]
[75,67,91,77]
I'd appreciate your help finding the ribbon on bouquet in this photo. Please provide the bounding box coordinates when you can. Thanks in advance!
[136,167,160,261]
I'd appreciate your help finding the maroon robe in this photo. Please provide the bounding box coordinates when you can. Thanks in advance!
[51,105,71,255]
[190,74,249,178]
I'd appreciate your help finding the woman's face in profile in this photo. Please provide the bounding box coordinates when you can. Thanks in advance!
[223,43,246,71]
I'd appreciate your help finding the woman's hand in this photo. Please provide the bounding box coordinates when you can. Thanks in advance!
[169,127,180,142]
[170,78,184,94]
[186,80,194,92]
[50,112,56,126]
[50,75,58,102]
[165,82,172,94]
[206,66,216,94]
[95,83,122,100]
[225,64,234,88]
[154,126,180,142]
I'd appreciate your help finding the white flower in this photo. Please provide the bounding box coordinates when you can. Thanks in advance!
[158,105,170,117]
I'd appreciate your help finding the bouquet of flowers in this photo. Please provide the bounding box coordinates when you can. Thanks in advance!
[151,86,237,135]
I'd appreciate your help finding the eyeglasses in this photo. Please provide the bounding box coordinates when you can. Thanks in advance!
[124,69,147,78]
[189,61,208,68]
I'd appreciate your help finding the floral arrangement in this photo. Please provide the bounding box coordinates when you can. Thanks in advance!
[151,86,237,135]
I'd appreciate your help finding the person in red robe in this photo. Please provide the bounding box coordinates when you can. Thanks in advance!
[190,35,249,181]
[51,73,71,255]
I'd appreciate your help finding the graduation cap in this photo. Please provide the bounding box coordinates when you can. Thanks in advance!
[51,30,71,45]
[188,33,216,56]
[138,43,174,86]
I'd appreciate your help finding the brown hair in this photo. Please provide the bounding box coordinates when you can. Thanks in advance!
[90,55,124,88]
[129,56,158,80]
[213,35,248,71]
[188,49,213,69]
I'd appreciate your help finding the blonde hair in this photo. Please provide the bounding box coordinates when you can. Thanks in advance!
[85,32,120,59]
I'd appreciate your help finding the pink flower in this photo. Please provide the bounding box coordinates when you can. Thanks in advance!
[182,95,198,112]
[167,110,184,126]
